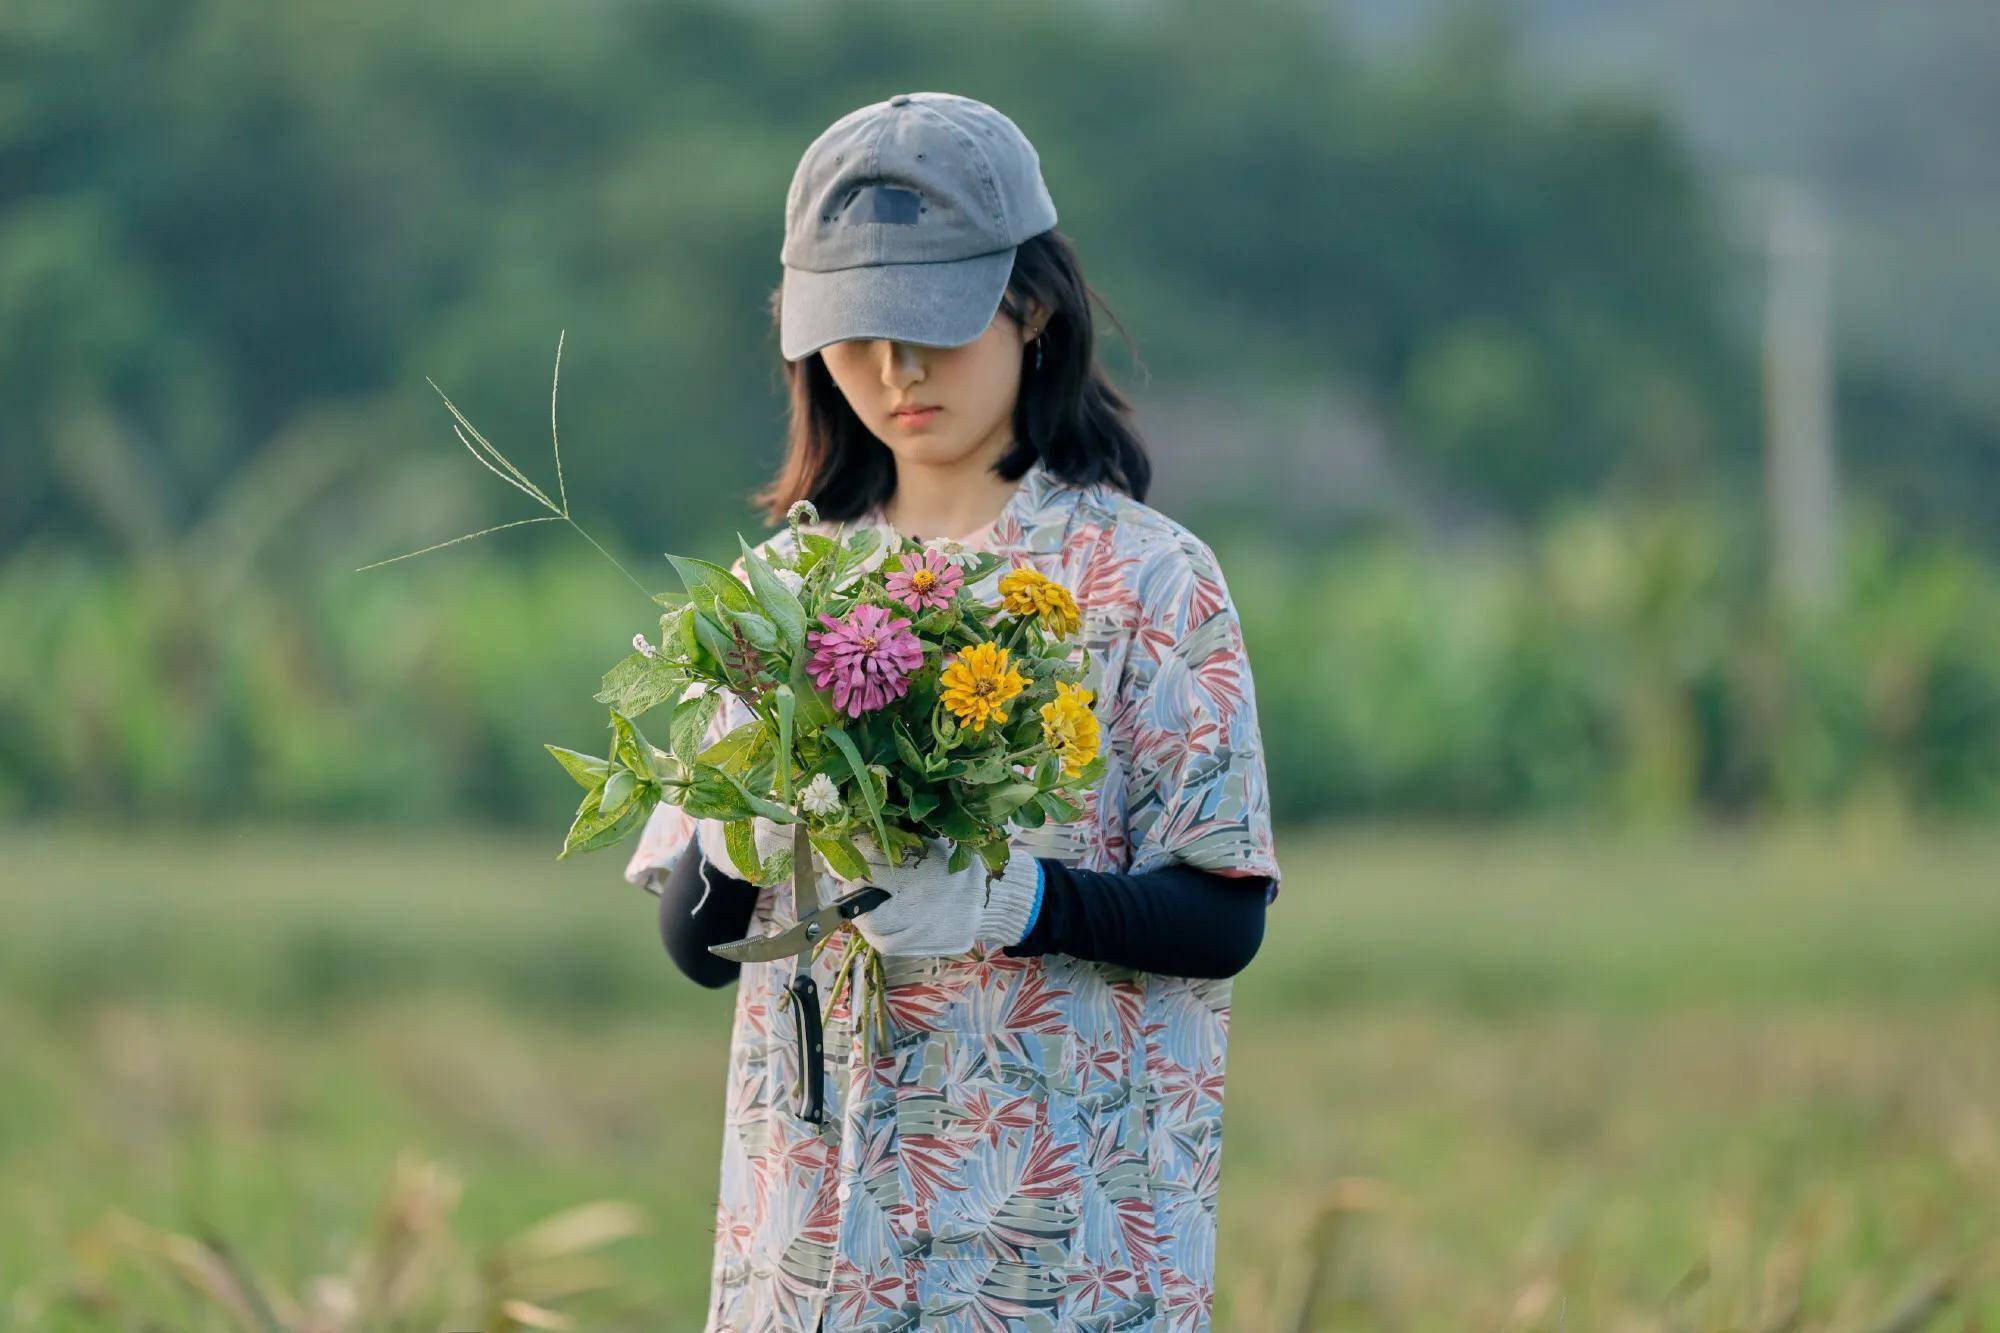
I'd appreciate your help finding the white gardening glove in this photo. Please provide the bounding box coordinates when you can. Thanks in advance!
[694,815,797,883]
[836,833,1042,958]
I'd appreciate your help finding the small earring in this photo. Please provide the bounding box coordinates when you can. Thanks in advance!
[1032,336,1043,372]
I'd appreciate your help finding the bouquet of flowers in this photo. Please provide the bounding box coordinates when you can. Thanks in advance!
[558,501,1107,1048]
[361,335,1108,1055]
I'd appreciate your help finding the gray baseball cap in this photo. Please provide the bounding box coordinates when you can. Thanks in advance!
[779,91,1058,362]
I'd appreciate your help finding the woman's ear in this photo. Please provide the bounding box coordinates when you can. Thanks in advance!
[1018,298,1049,344]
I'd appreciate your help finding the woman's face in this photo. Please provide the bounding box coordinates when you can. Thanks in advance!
[818,303,1041,470]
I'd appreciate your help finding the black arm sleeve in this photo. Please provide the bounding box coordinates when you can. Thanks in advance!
[656,845,1271,985]
[1002,857,1270,979]
[655,845,760,989]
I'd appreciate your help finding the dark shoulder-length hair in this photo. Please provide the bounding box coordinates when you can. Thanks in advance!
[750,228,1153,527]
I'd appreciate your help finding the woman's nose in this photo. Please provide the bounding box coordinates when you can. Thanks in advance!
[880,340,924,383]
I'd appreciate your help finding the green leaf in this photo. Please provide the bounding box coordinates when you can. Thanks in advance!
[961,753,1011,784]
[773,684,796,802]
[946,840,975,873]
[697,721,766,775]
[665,553,755,613]
[975,839,1012,877]
[691,608,735,668]
[797,533,836,569]
[721,604,780,652]
[676,602,703,661]
[823,724,890,851]
[809,832,870,882]
[863,763,893,811]
[643,741,682,784]
[961,552,1006,585]
[739,535,808,651]
[842,525,882,566]
[1063,754,1108,787]
[659,603,689,644]
[750,847,793,887]
[904,786,939,822]
[891,724,929,775]
[671,689,722,766]
[600,768,639,818]
[608,710,653,774]
[786,653,836,729]
[723,819,764,881]
[979,781,1040,820]
[594,651,687,718]
[545,745,611,791]
[1014,798,1047,828]
[680,774,755,821]
[915,607,959,636]
[1036,790,1085,822]
[700,761,796,824]
[933,793,981,840]
[559,782,648,859]
[825,527,882,591]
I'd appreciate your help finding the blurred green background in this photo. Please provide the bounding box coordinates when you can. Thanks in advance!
[3,0,1996,1327]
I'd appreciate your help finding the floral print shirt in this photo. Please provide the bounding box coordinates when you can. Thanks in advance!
[626,456,1283,1331]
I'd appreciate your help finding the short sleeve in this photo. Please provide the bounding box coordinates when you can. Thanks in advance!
[621,548,764,891]
[1113,531,1283,903]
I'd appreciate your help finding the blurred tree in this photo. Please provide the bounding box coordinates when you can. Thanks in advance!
[2,0,1773,556]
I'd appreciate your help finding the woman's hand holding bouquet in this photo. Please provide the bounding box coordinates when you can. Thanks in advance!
[834,830,1043,958]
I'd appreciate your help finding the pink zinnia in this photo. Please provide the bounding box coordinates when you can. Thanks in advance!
[885,549,964,614]
[805,603,926,718]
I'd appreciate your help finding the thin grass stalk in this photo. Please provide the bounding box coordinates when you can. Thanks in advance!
[356,333,651,604]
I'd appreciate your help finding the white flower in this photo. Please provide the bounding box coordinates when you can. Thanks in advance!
[799,772,842,817]
[632,632,657,659]
[922,536,967,564]
[775,567,805,596]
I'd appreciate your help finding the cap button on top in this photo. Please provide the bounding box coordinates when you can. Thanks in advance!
[888,94,911,106]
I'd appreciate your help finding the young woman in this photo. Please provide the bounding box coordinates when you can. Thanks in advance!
[625,91,1283,1333]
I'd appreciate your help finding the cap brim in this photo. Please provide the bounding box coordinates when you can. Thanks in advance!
[780,249,1015,361]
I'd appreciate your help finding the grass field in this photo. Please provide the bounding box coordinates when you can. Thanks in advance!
[2,820,1996,1330]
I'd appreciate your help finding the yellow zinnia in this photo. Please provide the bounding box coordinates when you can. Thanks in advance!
[998,566,1082,640]
[940,641,1029,732]
[1039,679,1101,777]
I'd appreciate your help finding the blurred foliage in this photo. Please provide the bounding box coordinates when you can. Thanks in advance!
[1237,504,2000,824]
[5,0,1998,826]
[5,503,1998,826]
[3,824,1997,1326]
[5,0,1770,552]
[21,1152,646,1332]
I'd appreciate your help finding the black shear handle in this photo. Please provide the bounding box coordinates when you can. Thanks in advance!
[786,970,825,1125]
[782,887,888,1127]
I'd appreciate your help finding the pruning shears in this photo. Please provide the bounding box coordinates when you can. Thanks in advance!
[706,821,890,964]
[708,820,889,1126]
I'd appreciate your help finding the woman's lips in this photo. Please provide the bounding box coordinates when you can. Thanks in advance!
[891,406,941,426]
